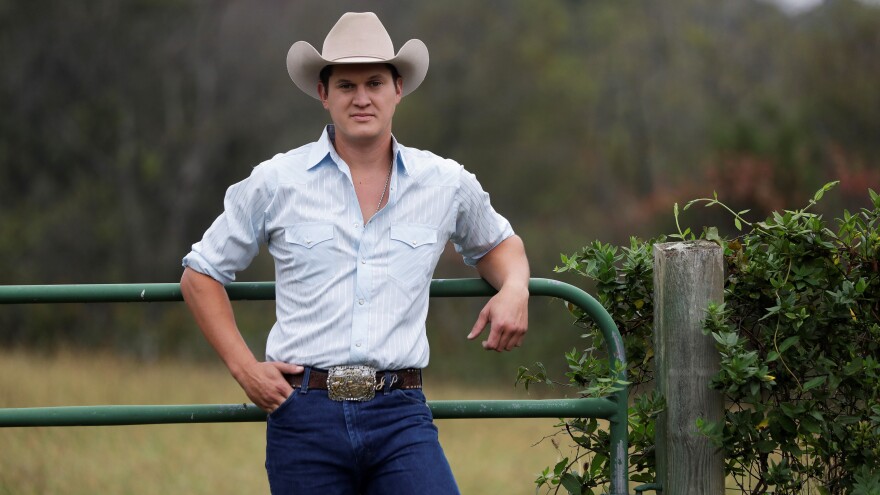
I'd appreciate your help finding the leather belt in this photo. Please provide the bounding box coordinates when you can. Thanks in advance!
[285,367,422,391]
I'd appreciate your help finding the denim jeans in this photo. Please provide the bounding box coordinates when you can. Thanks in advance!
[265,371,460,495]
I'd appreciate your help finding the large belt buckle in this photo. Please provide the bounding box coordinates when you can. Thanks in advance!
[327,365,377,402]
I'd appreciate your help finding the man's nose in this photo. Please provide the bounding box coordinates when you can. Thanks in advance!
[353,85,370,106]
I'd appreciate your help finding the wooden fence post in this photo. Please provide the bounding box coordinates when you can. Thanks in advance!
[653,240,725,494]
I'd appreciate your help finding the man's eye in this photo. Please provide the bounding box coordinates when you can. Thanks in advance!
[368,81,382,87]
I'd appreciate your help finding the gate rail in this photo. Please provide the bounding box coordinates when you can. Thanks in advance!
[0,277,629,494]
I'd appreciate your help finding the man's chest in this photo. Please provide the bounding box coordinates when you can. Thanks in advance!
[262,177,458,285]
[266,175,458,235]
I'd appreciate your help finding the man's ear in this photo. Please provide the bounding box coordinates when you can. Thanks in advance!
[318,83,329,108]
[395,77,403,101]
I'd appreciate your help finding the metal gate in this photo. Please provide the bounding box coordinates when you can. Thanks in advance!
[0,277,629,494]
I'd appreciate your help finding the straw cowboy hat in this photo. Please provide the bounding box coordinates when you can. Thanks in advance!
[287,12,429,99]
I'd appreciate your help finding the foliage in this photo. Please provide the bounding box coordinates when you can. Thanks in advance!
[525,184,880,494]
[694,183,880,494]
[517,237,664,493]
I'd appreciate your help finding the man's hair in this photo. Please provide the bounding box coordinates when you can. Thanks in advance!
[319,63,401,94]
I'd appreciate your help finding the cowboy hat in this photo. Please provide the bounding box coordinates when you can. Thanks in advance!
[287,12,429,99]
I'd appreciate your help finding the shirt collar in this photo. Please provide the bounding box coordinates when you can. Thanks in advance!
[306,125,411,176]
[306,126,335,170]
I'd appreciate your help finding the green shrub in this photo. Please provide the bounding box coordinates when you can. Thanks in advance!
[520,183,880,494]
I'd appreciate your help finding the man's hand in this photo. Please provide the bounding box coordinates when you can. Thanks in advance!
[467,285,529,352]
[234,361,304,413]
[469,235,530,351]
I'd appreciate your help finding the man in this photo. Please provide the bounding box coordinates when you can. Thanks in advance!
[180,12,529,494]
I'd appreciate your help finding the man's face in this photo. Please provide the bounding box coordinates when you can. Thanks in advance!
[318,64,403,146]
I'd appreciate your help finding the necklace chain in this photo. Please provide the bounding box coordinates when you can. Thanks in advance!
[374,163,392,214]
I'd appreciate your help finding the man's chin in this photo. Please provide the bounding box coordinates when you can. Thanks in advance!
[337,126,388,144]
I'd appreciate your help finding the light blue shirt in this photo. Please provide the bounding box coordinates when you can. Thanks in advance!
[183,126,513,370]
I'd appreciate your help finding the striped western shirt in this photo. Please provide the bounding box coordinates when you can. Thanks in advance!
[183,126,513,370]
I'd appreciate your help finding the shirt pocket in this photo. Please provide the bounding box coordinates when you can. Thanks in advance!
[283,223,336,284]
[388,224,440,292]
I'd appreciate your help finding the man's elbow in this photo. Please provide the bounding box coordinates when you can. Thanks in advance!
[180,267,218,299]
[180,267,196,299]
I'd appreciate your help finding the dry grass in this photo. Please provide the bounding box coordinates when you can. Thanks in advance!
[0,350,577,495]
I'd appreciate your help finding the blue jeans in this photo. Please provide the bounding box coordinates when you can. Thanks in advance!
[265,372,460,495]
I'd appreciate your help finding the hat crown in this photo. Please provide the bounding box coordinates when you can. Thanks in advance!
[322,12,394,62]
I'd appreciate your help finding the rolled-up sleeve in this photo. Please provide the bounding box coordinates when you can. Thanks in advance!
[182,166,275,285]
[450,168,514,266]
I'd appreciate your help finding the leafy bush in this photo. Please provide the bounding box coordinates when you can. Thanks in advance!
[518,236,665,493]
[520,183,880,494]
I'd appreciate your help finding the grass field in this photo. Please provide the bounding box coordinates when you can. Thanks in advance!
[0,350,582,494]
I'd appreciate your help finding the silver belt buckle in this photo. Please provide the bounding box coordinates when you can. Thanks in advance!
[327,365,377,401]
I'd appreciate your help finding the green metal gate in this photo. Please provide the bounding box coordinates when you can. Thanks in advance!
[0,278,629,494]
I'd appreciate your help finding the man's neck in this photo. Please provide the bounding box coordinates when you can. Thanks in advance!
[332,131,394,173]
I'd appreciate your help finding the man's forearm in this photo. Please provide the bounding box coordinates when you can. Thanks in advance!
[180,267,258,378]
[180,267,300,412]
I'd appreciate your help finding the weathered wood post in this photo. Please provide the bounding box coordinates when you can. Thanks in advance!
[653,241,725,494]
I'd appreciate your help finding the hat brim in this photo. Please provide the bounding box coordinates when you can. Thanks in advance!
[287,39,429,99]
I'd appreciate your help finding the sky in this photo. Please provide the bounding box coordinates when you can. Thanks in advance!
[764,0,825,14]
[762,0,880,15]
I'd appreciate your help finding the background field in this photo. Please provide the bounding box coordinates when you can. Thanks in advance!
[0,349,585,495]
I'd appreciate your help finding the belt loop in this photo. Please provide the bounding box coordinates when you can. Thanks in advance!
[383,371,391,395]
[299,366,312,394]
